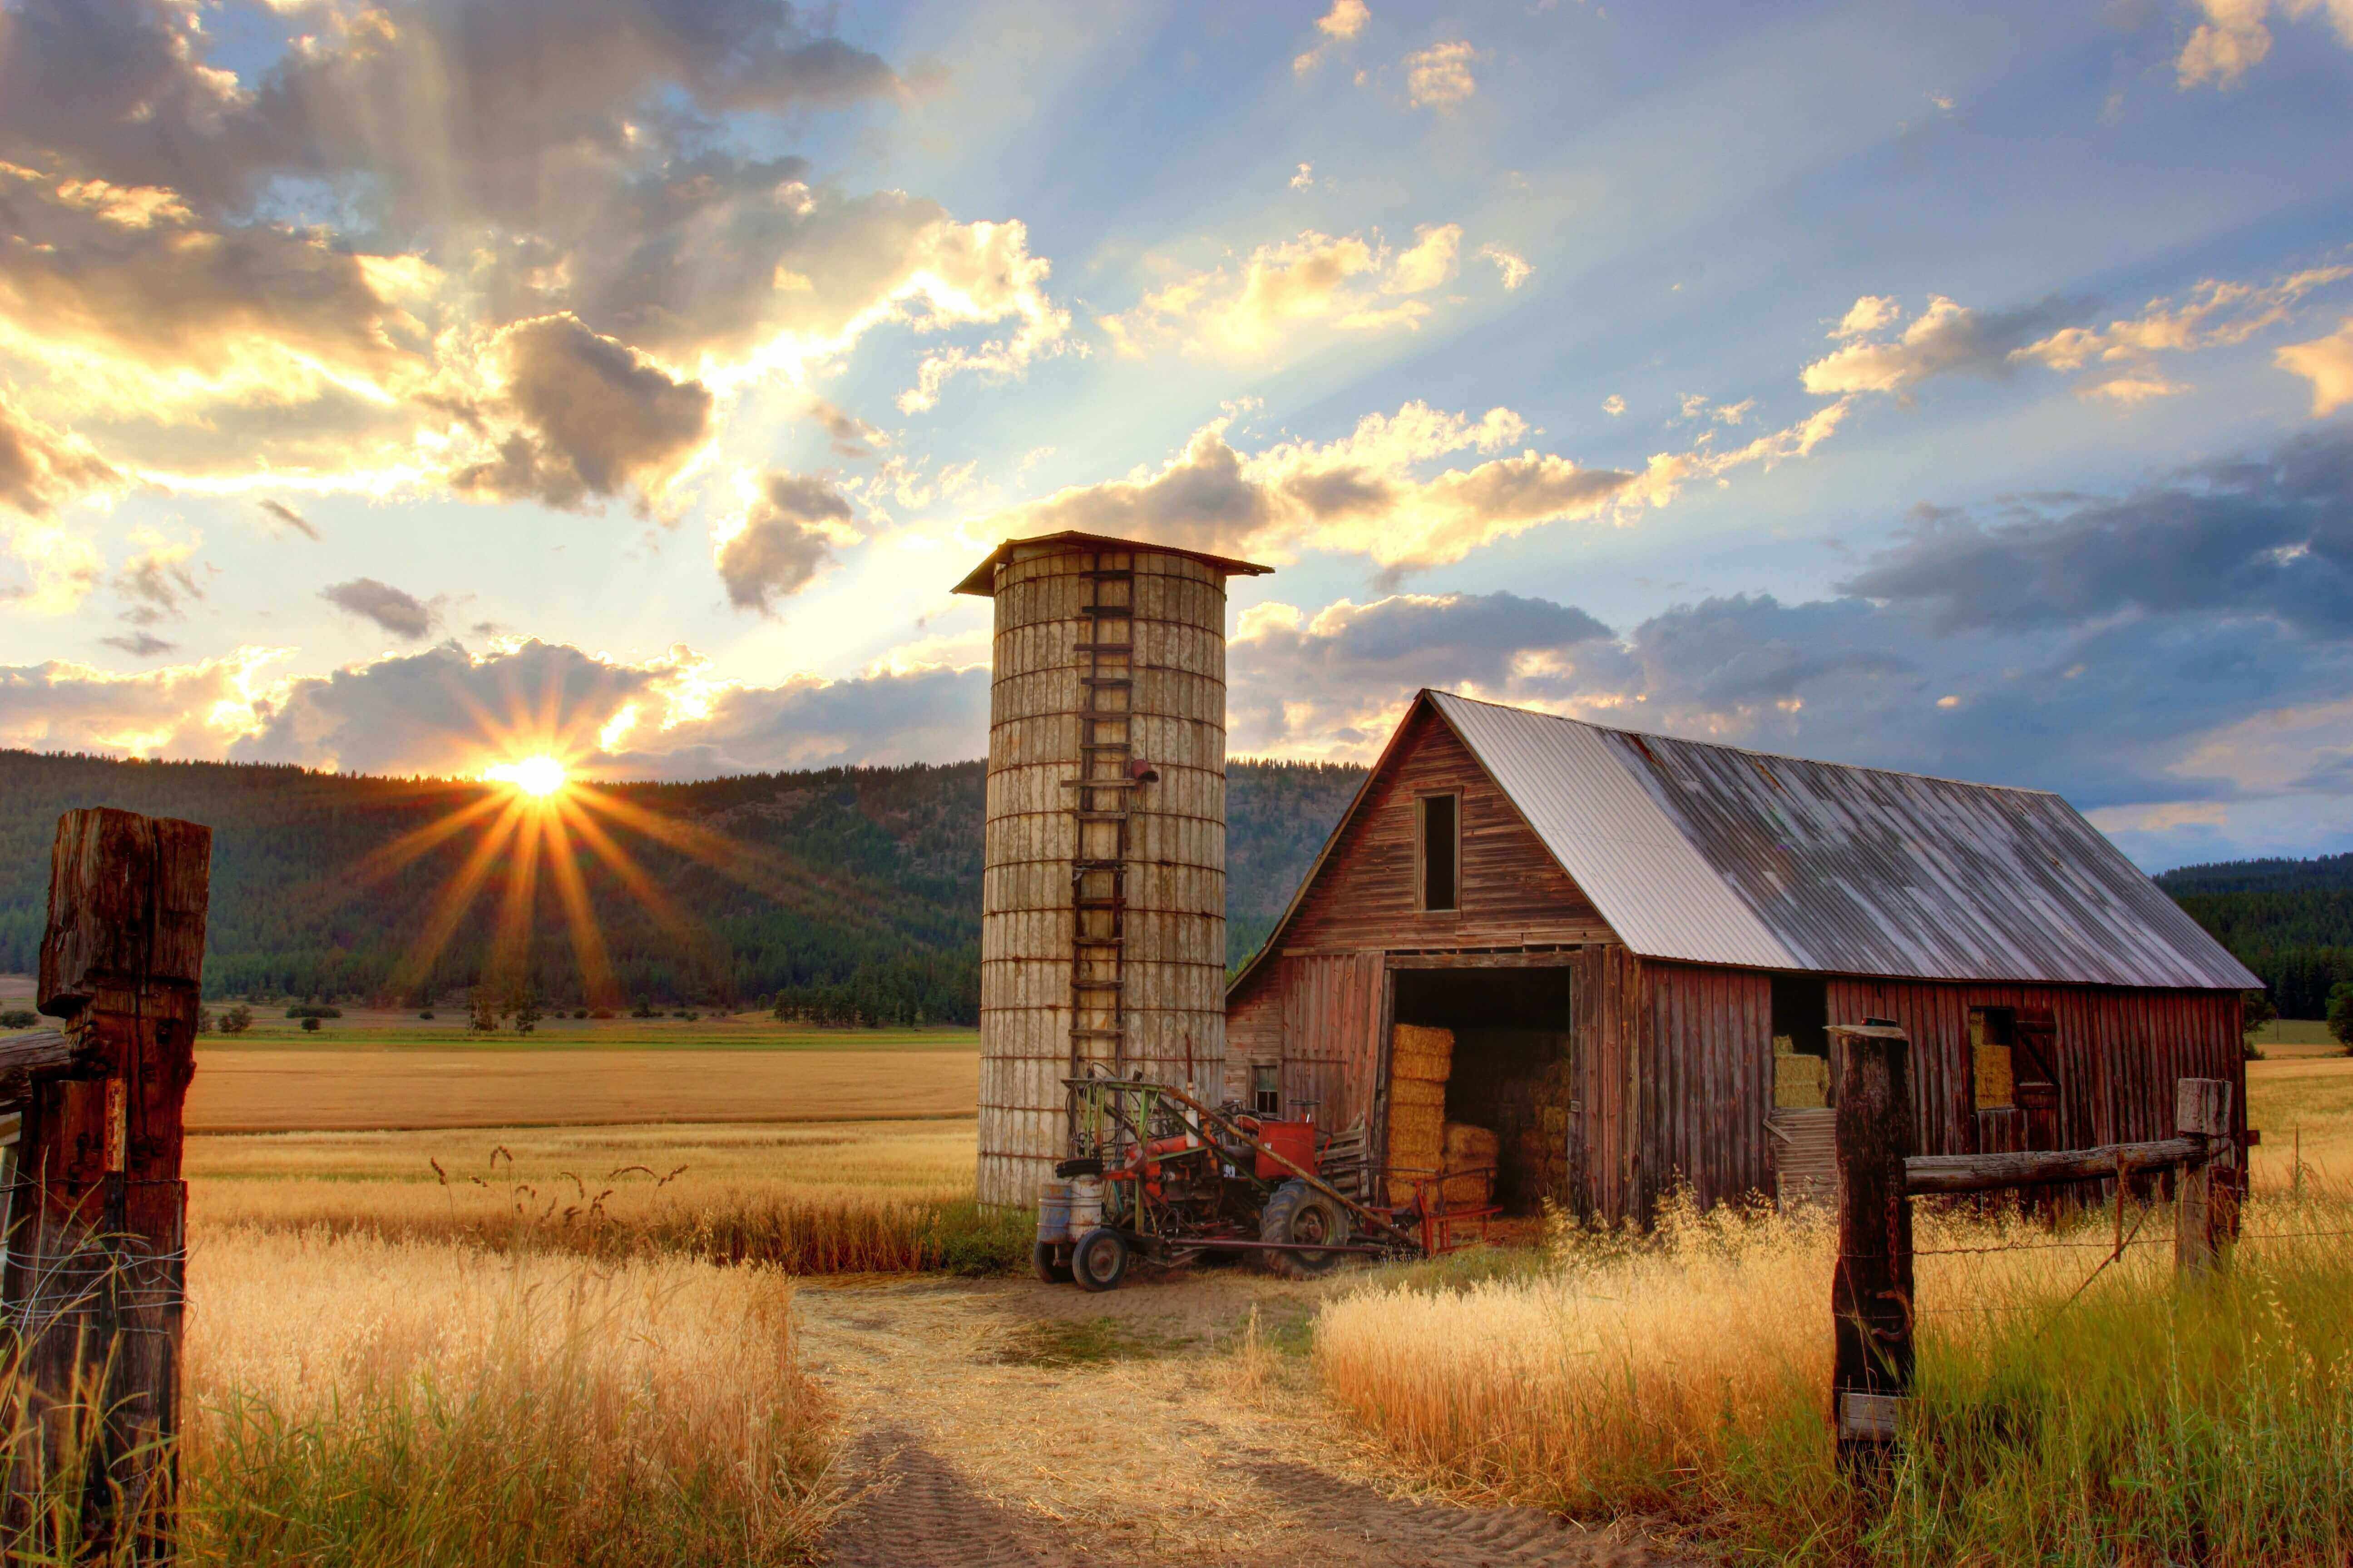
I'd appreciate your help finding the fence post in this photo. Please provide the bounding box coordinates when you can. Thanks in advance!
[1829,1022,1914,1469]
[2175,1078,2231,1277]
[10,808,211,1558]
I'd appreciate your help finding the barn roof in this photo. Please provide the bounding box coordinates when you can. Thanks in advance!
[1236,691,2259,992]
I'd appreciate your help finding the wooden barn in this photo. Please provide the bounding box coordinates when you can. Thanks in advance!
[1224,690,2260,1224]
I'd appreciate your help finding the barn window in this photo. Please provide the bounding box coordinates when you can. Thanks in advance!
[1252,1064,1280,1115]
[1972,1007,2016,1110]
[1418,793,1459,912]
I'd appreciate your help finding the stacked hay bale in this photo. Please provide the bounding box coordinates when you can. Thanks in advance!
[1385,1024,1452,1204]
[1439,1121,1499,1209]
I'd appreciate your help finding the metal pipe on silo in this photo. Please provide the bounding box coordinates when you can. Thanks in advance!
[953,532,1272,1209]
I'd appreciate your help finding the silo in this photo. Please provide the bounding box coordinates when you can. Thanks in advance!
[954,532,1272,1208]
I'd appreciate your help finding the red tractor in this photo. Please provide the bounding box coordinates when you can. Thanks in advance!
[1032,1072,1494,1291]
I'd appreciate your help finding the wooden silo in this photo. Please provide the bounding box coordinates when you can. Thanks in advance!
[954,532,1272,1208]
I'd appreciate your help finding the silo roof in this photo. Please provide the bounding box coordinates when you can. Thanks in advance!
[952,532,1275,596]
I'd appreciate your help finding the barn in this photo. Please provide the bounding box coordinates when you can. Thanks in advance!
[1224,689,2261,1224]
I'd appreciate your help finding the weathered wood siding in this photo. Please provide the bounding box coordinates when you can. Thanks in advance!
[1569,943,1641,1222]
[1276,952,1387,1136]
[1824,979,2246,1158]
[1634,963,1776,1217]
[1278,705,1614,953]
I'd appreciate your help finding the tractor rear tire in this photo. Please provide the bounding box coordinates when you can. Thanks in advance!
[1070,1227,1131,1292]
[1261,1179,1351,1279]
[1032,1240,1072,1283]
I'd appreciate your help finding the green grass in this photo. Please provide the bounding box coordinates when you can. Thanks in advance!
[991,1316,1167,1368]
[198,1019,978,1053]
[2249,1017,2341,1054]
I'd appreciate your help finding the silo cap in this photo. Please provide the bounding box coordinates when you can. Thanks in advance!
[951,531,1275,596]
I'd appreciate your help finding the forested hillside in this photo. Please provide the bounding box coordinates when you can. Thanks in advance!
[2156,853,2353,1018]
[0,751,1364,1022]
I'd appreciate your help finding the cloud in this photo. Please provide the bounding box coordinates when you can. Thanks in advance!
[2175,0,2353,89]
[1403,41,1479,109]
[977,394,1847,575]
[1801,295,2081,396]
[1290,163,1316,190]
[1837,423,2353,638]
[0,393,117,517]
[321,577,434,640]
[1602,394,1626,415]
[257,499,321,540]
[1100,225,1472,360]
[113,528,203,625]
[0,7,1064,504]
[2278,316,2353,415]
[1804,268,2353,406]
[0,646,289,758]
[450,315,713,510]
[1832,296,1901,339]
[99,632,177,658]
[1294,0,1371,74]
[714,471,858,614]
[1477,243,1533,290]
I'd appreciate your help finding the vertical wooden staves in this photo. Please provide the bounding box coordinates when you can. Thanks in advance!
[10,808,211,1558]
[1829,1022,1915,1470]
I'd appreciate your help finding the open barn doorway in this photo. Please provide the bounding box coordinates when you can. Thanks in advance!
[1388,965,1574,1215]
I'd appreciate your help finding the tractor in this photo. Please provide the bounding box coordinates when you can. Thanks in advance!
[1031,1071,1495,1291]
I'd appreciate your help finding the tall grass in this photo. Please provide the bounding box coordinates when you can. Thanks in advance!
[1317,1189,2353,1565]
[179,1227,836,1566]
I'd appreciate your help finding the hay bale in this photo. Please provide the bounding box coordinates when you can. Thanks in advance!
[1390,1024,1454,1082]
[1438,1169,1493,1209]
[1389,1078,1446,1112]
[1441,1121,1500,1168]
[1773,1051,1829,1109]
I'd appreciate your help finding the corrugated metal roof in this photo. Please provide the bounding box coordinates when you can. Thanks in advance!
[1429,691,2259,990]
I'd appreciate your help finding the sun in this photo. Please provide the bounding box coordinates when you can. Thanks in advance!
[484,754,569,799]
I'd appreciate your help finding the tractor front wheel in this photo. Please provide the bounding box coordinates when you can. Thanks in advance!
[1260,1179,1351,1279]
[1070,1227,1131,1292]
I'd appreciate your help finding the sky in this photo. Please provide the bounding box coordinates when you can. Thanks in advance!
[1,0,2351,872]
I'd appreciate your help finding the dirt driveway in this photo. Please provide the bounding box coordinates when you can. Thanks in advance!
[800,1266,1683,1568]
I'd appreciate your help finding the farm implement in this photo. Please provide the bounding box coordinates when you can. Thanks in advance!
[1033,1072,1497,1291]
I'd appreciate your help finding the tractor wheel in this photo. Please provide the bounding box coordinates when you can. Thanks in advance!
[1069,1227,1131,1293]
[1032,1240,1071,1284]
[1260,1179,1351,1279]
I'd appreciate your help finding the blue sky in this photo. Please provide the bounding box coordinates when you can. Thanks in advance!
[1,0,2349,870]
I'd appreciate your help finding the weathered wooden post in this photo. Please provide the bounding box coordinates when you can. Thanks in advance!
[2175,1078,2232,1276]
[1829,1022,1914,1470]
[5,809,210,1557]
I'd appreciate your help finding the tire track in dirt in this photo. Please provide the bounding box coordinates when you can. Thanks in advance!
[801,1274,1682,1568]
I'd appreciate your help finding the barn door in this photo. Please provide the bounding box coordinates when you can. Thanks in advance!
[1277,953,1385,1138]
[2013,1008,2062,1151]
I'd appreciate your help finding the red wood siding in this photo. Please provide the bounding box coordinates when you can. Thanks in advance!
[1570,943,1641,1223]
[1634,963,1775,1217]
[1280,706,1615,953]
[1277,952,1386,1137]
[1224,965,1281,1105]
[1824,979,2247,1159]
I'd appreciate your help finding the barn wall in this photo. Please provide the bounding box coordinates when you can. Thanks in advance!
[1824,978,2247,1157]
[1280,705,1615,953]
[1634,962,1776,1218]
[1224,964,1282,1106]
[1569,943,1641,1223]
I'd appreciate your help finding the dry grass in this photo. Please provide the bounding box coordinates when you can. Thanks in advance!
[0,1228,836,1566]
[186,1047,977,1133]
[185,1118,1028,1275]
[1318,1189,2353,1564]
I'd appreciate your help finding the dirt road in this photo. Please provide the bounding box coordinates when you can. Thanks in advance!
[799,1269,1680,1568]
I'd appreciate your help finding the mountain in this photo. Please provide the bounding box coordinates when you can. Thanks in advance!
[0,751,1365,1022]
[2155,853,2353,1018]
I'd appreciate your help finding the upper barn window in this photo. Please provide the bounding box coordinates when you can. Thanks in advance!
[1417,792,1459,912]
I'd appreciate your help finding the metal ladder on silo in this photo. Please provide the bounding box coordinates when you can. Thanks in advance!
[1065,547,1135,1102]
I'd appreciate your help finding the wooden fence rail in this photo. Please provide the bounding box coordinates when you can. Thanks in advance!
[1827,1021,2235,1470]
